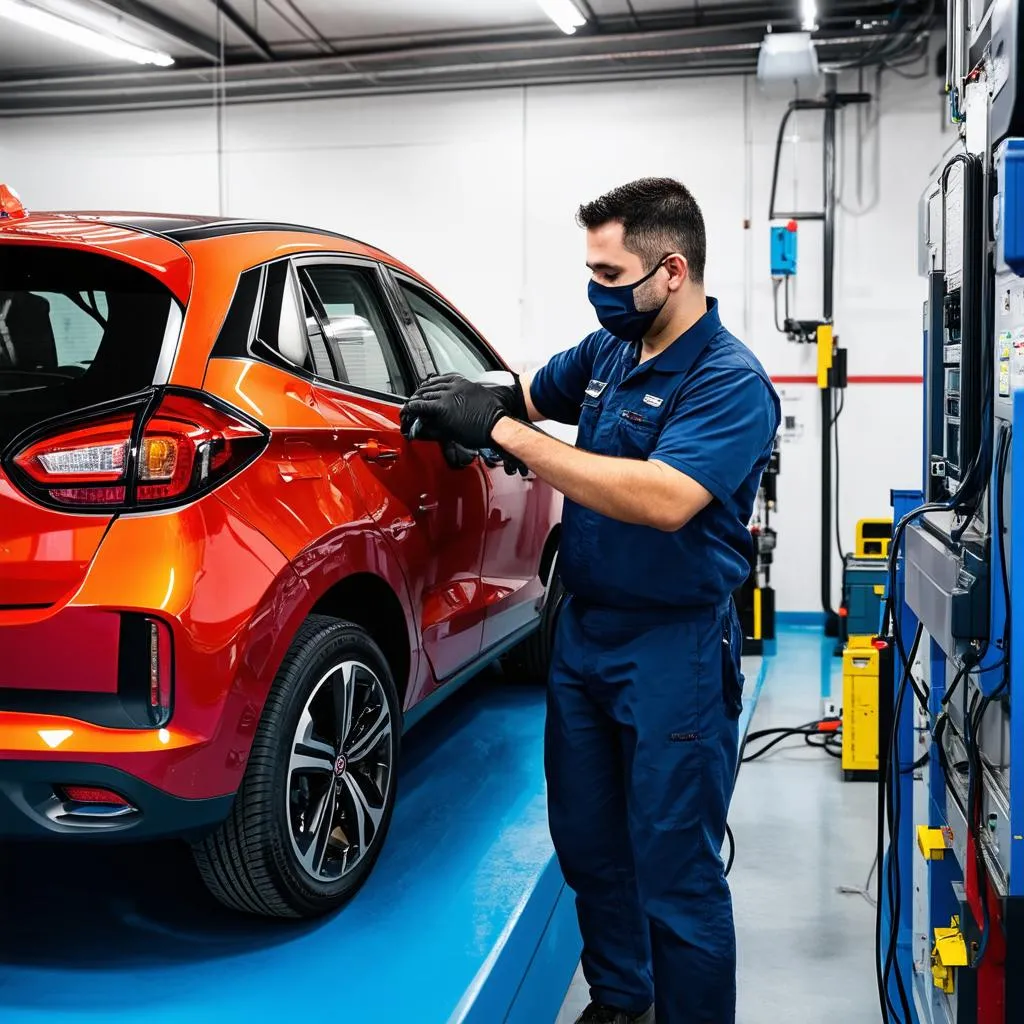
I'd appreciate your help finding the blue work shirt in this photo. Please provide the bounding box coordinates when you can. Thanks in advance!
[530,298,780,610]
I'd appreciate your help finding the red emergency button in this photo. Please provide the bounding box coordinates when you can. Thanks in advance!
[786,220,798,232]
[0,184,28,220]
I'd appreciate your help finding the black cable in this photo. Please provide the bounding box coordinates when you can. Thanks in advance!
[963,423,1013,966]
[805,732,844,759]
[833,0,932,70]
[772,279,785,334]
[741,721,841,763]
[879,621,924,1024]
[724,822,735,877]
[622,0,643,31]
[940,659,971,707]
[832,389,846,563]
[996,424,1012,652]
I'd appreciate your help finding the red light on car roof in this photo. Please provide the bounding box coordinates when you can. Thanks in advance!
[0,184,27,220]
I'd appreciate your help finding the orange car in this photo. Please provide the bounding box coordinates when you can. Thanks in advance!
[0,190,563,918]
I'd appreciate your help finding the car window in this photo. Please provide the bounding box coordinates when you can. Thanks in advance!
[0,245,176,447]
[22,291,109,367]
[397,282,498,382]
[255,262,313,372]
[299,263,409,397]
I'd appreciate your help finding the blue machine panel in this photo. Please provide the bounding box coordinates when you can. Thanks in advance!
[999,139,1024,275]
[770,223,798,277]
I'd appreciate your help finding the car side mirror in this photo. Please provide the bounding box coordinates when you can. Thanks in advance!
[477,370,516,387]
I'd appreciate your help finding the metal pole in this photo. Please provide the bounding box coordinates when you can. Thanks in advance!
[821,77,838,629]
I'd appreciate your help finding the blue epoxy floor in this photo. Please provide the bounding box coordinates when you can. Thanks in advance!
[0,670,563,1024]
[558,625,879,1023]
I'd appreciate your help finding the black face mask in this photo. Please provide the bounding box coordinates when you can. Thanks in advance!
[587,255,674,341]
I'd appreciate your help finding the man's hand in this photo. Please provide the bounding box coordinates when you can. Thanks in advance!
[442,441,478,470]
[496,447,529,477]
[401,375,509,451]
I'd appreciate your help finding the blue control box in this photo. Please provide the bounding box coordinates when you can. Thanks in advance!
[770,222,798,277]
[999,138,1024,275]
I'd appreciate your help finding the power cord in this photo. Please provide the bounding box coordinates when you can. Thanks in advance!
[876,621,924,1024]
[724,822,736,877]
[832,388,847,563]
[839,852,879,908]
[740,719,842,763]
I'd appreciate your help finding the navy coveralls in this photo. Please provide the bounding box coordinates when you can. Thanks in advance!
[530,299,780,1024]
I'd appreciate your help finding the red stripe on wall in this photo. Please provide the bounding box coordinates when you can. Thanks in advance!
[770,374,923,385]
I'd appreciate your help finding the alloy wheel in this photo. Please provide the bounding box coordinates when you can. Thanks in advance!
[286,660,394,883]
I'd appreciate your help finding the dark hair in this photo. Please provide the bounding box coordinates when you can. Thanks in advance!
[576,177,706,284]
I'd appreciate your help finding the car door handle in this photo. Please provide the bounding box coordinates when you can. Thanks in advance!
[417,494,439,514]
[356,439,401,464]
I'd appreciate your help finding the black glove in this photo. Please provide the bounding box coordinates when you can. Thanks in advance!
[402,372,527,434]
[497,448,529,477]
[485,373,529,422]
[402,376,508,451]
[442,441,477,470]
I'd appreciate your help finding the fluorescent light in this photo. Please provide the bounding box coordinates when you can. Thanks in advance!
[800,0,818,31]
[0,0,175,66]
[538,0,587,35]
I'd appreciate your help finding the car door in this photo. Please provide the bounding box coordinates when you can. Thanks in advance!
[289,256,491,687]
[385,272,548,650]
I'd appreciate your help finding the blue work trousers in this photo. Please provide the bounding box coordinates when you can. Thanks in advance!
[545,597,743,1024]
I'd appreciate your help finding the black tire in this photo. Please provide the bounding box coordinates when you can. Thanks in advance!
[506,560,566,682]
[193,615,401,918]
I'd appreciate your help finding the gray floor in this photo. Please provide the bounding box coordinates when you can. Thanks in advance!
[556,627,880,1023]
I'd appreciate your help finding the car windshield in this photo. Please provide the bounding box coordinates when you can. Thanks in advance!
[0,245,178,446]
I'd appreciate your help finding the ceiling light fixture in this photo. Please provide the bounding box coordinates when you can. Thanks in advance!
[800,0,818,32]
[0,0,175,66]
[537,0,587,36]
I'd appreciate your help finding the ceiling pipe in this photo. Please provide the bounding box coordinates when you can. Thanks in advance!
[0,65,767,117]
[0,32,895,114]
[0,16,887,88]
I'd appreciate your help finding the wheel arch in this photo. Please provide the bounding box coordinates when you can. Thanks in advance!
[309,572,413,707]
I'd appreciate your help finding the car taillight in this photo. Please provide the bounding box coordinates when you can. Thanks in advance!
[11,391,267,510]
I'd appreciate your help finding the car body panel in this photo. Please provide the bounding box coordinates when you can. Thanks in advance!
[0,470,112,608]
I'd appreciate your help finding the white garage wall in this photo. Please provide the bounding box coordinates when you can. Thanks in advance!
[0,69,950,611]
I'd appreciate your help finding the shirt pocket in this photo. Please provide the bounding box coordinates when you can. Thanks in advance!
[616,407,663,459]
[577,394,603,450]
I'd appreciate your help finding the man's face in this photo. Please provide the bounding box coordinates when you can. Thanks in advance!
[585,221,680,314]
[586,221,647,288]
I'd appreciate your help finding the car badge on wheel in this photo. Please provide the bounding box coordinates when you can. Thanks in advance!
[334,754,348,777]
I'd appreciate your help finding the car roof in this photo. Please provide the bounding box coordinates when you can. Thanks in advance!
[81,213,374,248]
[0,210,425,301]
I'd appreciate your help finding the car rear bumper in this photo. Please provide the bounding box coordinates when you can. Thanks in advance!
[0,492,311,805]
[0,760,233,841]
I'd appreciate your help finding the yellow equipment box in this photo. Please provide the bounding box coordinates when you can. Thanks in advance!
[842,637,879,780]
[855,518,893,559]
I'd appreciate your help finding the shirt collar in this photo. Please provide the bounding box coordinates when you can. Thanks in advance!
[649,297,721,376]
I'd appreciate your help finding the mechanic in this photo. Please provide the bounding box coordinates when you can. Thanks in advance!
[402,178,780,1024]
